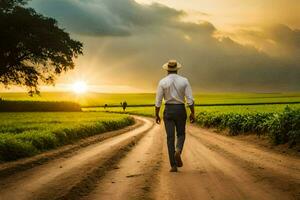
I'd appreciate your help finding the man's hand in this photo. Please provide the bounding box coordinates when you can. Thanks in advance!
[156,115,161,124]
[189,113,195,123]
[188,104,196,123]
[155,106,161,124]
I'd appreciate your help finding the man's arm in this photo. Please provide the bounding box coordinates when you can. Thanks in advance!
[188,104,195,123]
[155,82,163,124]
[185,80,195,123]
[155,106,161,124]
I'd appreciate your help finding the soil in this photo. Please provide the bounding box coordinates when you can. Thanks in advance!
[0,116,299,200]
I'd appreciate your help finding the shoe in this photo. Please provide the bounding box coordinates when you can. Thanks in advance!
[175,151,183,167]
[169,166,178,172]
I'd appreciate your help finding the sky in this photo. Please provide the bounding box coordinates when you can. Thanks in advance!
[8,0,300,93]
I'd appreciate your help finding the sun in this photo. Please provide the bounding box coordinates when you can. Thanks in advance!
[72,81,87,94]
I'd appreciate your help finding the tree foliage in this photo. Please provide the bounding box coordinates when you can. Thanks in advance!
[0,0,83,94]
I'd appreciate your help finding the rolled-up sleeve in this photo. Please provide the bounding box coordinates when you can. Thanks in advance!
[185,80,194,106]
[155,82,164,107]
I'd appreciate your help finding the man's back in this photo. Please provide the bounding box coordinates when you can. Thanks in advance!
[155,74,193,107]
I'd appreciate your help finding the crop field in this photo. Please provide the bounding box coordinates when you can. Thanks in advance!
[194,104,300,113]
[196,106,300,145]
[85,104,300,117]
[1,92,300,107]
[0,112,134,161]
[1,92,300,162]
[0,100,81,112]
[84,106,157,117]
[85,104,300,146]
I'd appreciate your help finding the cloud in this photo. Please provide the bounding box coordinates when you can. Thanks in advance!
[227,24,300,59]
[30,0,186,36]
[266,25,300,57]
[30,0,130,36]
[30,0,300,92]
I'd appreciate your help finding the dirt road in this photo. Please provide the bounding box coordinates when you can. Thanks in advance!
[0,116,299,200]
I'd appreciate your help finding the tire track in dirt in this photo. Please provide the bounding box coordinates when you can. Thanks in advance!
[82,123,163,200]
[1,116,299,200]
[188,126,300,174]
[154,124,300,200]
[187,126,300,199]
[0,116,153,200]
[0,119,143,179]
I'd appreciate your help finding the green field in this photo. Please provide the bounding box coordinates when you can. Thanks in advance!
[195,104,300,114]
[0,100,81,112]
[84,104,300,117]
[85,104,300,147]
[1,92,300,161]
[0,112,134,161]
[1,92,300,106]
[84,107,157,117]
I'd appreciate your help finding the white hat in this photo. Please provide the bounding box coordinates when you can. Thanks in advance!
[162,60,182,71]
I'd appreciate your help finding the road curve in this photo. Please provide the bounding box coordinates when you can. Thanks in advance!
[0,116,154,200]
[0,116,299,200]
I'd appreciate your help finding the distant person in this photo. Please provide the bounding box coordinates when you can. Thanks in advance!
[122,101,128,111]
[104,104,108,109]
[155,60,195,172]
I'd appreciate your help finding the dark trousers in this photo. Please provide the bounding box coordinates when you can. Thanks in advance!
[163,104,187,167]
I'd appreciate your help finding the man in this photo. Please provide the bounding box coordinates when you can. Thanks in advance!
[155,60,195,172]
[122,101,128,111]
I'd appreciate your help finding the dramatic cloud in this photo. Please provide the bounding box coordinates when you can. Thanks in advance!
[229,24,300,59]
[30,0,185,36]
[30,0,300,92]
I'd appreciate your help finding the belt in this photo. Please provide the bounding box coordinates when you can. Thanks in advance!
[165,103,185,106]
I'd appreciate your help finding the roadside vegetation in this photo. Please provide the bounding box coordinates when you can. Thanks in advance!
[90,104,300,147]
[0,112,134,161]
[196,106,300,146]
[1,93,300,161]
[85,104,300,117]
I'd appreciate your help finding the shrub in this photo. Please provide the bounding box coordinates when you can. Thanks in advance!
[196,106,300,146]
[266,107,300,146]
[0,137,38,161]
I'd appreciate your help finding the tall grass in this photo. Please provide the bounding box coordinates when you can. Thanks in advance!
[0,112,134,161]
[89,105,300,146]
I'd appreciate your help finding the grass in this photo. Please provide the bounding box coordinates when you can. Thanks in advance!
[83,107,157,117]
[1,92,300,107]
[1,92,300,160]
[86,104,300,146]
[84,104,300,117]
[0,100,81,112]
[0,112,134,161]
[195,104,300,114]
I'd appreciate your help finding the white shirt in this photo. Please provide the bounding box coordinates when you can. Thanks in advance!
[155,74,194,107]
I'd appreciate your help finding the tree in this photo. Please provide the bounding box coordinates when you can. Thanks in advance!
[0,0,83,95]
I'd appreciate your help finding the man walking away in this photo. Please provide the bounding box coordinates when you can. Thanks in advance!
[122,101,128,111]
[155,60,195,172]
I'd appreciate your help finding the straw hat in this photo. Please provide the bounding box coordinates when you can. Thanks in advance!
[162,60,182,71]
